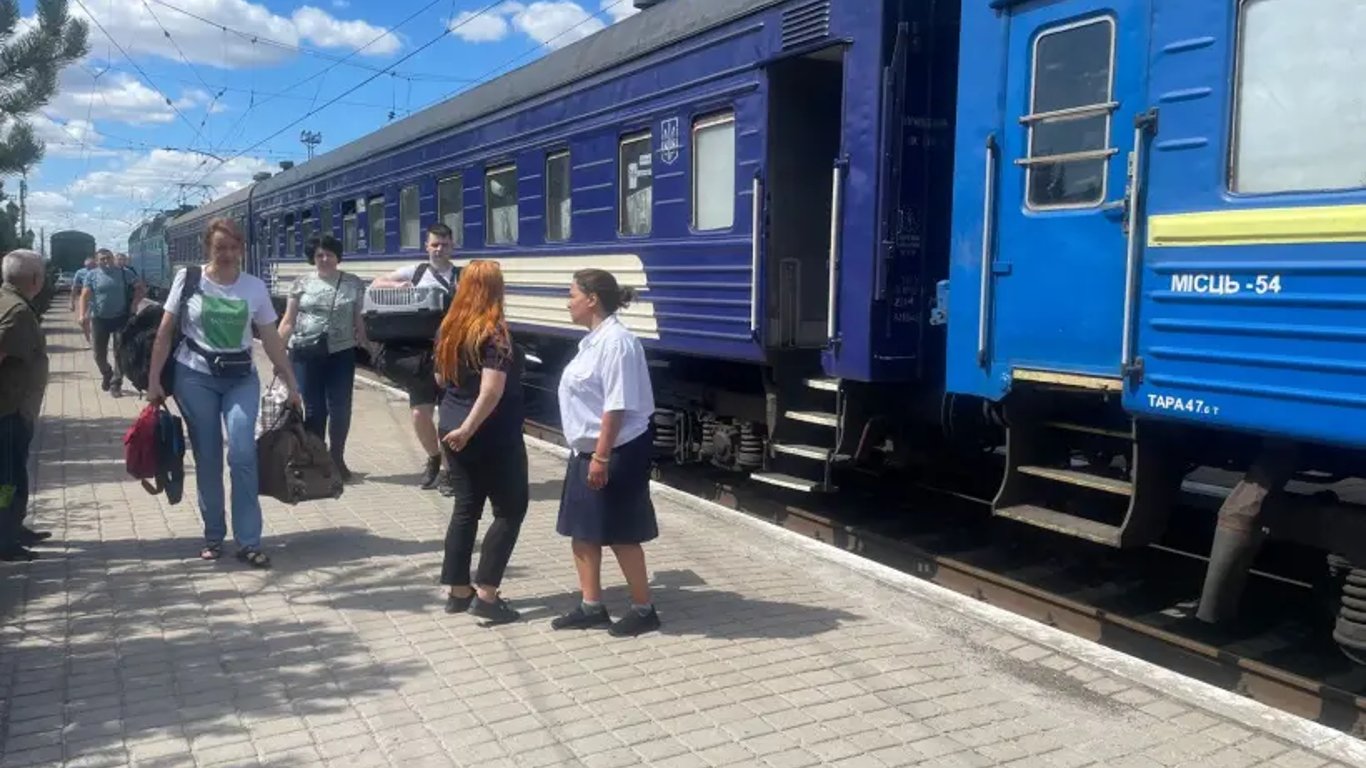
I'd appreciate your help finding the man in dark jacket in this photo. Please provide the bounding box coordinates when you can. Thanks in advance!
[0,249,51,560]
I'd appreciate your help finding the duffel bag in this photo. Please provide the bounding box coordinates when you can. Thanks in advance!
[257,404,344,504]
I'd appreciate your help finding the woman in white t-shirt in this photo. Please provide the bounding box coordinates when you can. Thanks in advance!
[147,218,300,568]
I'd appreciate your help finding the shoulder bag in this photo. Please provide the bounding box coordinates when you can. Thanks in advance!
[292,272,343,362]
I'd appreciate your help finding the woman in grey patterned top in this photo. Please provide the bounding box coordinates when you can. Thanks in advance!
[277,235,367,481]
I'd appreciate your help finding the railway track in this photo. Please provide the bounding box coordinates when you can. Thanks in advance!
[521,412,1366,738]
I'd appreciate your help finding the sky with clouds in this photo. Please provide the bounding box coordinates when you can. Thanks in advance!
[15,0,639,251]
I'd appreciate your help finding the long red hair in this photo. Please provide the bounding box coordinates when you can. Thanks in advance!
[435,260,510,385]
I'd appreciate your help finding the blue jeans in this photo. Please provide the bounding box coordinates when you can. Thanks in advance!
[292,347,356,462]
[173,363,263,549]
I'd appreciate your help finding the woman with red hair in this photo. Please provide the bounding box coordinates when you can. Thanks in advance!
[433,259,526,624]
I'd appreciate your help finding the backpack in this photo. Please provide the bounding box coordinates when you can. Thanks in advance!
[257,404,344,504]
[119,266,201,394]
[124,403,160,481]
[124,403,186,503]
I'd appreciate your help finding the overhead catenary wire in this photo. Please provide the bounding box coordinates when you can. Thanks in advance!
[144,0,472,83]
[71,0,208,148]
[179,0,511,192]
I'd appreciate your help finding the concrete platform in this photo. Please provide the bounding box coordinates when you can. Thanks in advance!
[1,309,1363,768]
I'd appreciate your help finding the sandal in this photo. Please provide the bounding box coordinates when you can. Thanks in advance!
[199,543,223,560]
[236,548,272,569]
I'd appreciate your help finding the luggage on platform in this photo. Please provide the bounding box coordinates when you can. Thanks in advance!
[257,404,344,504]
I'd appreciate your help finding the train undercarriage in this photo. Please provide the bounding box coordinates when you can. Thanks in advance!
[520,338,1366,664]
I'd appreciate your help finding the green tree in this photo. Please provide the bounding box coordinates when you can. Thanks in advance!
[0,0,89,175]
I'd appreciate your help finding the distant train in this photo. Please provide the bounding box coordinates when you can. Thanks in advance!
[127,206,190,301]
[148,0,1366,659]
[49,229,94,275]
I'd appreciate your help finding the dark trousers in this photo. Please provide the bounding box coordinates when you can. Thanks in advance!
[292,348,356,462]
[92,315,127,387]
[0,413,33,548]
[440,439,529,588]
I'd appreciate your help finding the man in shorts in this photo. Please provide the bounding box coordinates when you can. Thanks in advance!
[371,223,460,492]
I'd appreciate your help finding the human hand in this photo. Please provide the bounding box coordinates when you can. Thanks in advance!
[146,382,165,403]
[80,316,91,340]
[586,458,609,490]
[443,426,471,452]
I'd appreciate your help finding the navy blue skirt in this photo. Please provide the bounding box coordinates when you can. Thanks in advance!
[556,430,658,545]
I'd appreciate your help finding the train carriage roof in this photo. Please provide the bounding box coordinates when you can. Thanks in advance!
[171,0,781,228]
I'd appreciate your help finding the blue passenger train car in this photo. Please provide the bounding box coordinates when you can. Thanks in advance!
[947,0,1366,650]
[165,0,1366,657]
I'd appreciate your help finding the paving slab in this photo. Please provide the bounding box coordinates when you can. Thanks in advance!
[1,309,1362,768]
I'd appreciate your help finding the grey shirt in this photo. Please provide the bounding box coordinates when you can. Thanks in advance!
[289,272,365,353]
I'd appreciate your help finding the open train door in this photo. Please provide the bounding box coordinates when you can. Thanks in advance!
[984,0,1152,381]
[762,45,845,350]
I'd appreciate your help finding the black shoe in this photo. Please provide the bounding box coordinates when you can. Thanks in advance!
[551,604,612,630]
[445,589,475,614]
[608,607,661,637]
[334,459,354,483]
[437,470,454,497]
[470,595,520,625]
[0,546,38,562]
[419,455,441,489]
[18,528,51,545]
[100,372,111,392]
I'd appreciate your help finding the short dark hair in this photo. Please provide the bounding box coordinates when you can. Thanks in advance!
[573,268,636,316]
[427,223,454,241]
[306,235,345,265]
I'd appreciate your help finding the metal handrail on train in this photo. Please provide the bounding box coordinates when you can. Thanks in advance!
[977,133,998,368]
[1121,110,1158,375]
[751,175,762,335]
[827,161,846,342]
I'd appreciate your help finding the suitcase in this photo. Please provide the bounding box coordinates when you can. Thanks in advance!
[361,284,447,343]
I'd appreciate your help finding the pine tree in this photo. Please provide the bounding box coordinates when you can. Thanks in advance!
[0,0,89,175]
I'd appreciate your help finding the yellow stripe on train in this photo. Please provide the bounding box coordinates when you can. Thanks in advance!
[1147,204,1366,248]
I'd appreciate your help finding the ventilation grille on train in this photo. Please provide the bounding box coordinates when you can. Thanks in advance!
[781,0,831,50]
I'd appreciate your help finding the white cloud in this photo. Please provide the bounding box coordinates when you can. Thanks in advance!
[450,5,517,43]
[27,191,75,217]
[44,67,221,127]
[68,149,275,207]
[68,0,400,70]
[332,0,350,7]
[29,115,120,158]
[600,0,640,23]
[291,6,401,55]
[451,0,637,50]
[511,2,605,48]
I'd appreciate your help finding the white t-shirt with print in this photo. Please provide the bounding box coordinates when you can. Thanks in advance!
[392,262,458,293]
[164,267,278,374]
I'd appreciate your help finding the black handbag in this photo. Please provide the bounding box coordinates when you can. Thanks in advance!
[291,273,343,362]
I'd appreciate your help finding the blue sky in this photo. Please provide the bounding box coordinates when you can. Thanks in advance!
[18,0,639,250]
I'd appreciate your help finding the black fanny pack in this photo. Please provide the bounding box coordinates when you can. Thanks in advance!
[185,338,253,378]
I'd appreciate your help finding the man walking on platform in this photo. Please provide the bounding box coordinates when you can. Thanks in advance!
[68,256,95,312]
[79,248,144,398]
[0,249,51,561]
[372,223,460,493]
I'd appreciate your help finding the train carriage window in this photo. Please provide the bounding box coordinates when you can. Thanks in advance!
[399,184,420,249]
[546,151,572,242]
[1232,0,1366,193]
[437,175,464,247]
[1023,18,1116,210]
[485,165,519,245]
[341,199,358,253]
[693,112,736,230]
[368,196,385,253]
[286,225,296,259]
[619,131,653,236]
[320,202,332,238]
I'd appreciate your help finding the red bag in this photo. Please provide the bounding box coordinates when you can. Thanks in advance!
[124,403,160,481]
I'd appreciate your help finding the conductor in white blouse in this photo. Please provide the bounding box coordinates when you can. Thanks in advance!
[551,269,661,637]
